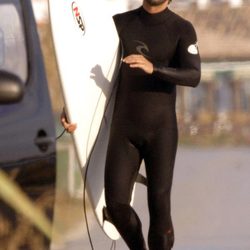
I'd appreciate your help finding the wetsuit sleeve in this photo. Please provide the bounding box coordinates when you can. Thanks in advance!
[153,21,201,87]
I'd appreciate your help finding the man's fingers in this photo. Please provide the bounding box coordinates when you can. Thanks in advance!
[61,110,77,133]
[66,124,77,133]
[129,63,144,68]
[123,54,153,74]
[123,55,146,68]
[64,122,77,133]
[123,54,144,64]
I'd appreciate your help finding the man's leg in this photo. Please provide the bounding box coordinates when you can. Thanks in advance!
[144,128,178,250]
[105,133,146,250]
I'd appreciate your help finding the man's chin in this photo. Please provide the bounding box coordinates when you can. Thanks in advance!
[145,0,168,6]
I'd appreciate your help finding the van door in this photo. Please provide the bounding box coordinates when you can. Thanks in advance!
[0,0,56,248]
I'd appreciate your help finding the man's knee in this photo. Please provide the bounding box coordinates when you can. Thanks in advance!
[105,201,146,250]
[106,201,131,224]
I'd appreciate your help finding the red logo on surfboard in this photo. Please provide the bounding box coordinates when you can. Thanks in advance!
[72,1,85,35]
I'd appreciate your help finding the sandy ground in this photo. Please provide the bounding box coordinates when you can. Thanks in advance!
[51,146,250,250]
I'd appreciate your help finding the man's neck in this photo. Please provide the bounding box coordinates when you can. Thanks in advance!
[142,1,169,14]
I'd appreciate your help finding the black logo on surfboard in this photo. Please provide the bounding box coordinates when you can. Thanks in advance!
[72,1,86,35]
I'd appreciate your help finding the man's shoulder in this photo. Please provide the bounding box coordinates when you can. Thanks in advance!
[168,9,194,30]
[113,7,140,21]
[113,7,140,31]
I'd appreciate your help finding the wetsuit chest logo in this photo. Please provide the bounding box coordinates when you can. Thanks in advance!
[134,40,150,58]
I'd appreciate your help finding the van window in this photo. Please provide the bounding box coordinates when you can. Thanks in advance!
[0,0,28,84]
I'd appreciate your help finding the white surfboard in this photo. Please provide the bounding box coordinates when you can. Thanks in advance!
[49,0,134,240]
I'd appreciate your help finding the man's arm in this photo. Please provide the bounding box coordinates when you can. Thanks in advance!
[123,21,201,88]
[153,66,200,88]
[153,21,201,87]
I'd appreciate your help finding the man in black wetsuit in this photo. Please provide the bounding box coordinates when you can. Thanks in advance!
[62,0,201,249]
[104,0,201,249]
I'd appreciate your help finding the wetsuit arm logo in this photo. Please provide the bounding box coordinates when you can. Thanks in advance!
[187,42,199,55]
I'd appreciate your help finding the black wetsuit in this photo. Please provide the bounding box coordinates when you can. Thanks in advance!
[104,6,201,250]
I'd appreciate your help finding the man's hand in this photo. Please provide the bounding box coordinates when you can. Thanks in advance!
[61,108,77,133]
[123,54,154,74]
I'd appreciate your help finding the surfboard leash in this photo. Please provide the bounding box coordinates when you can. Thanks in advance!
[110,240,116,250]
[83,159,95,250]
[55,125,95,249]
[56,128,66,140]
[80,53,120,249]
[83,43,123,250]
[83,148,118,250]
[55,122,94,249]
